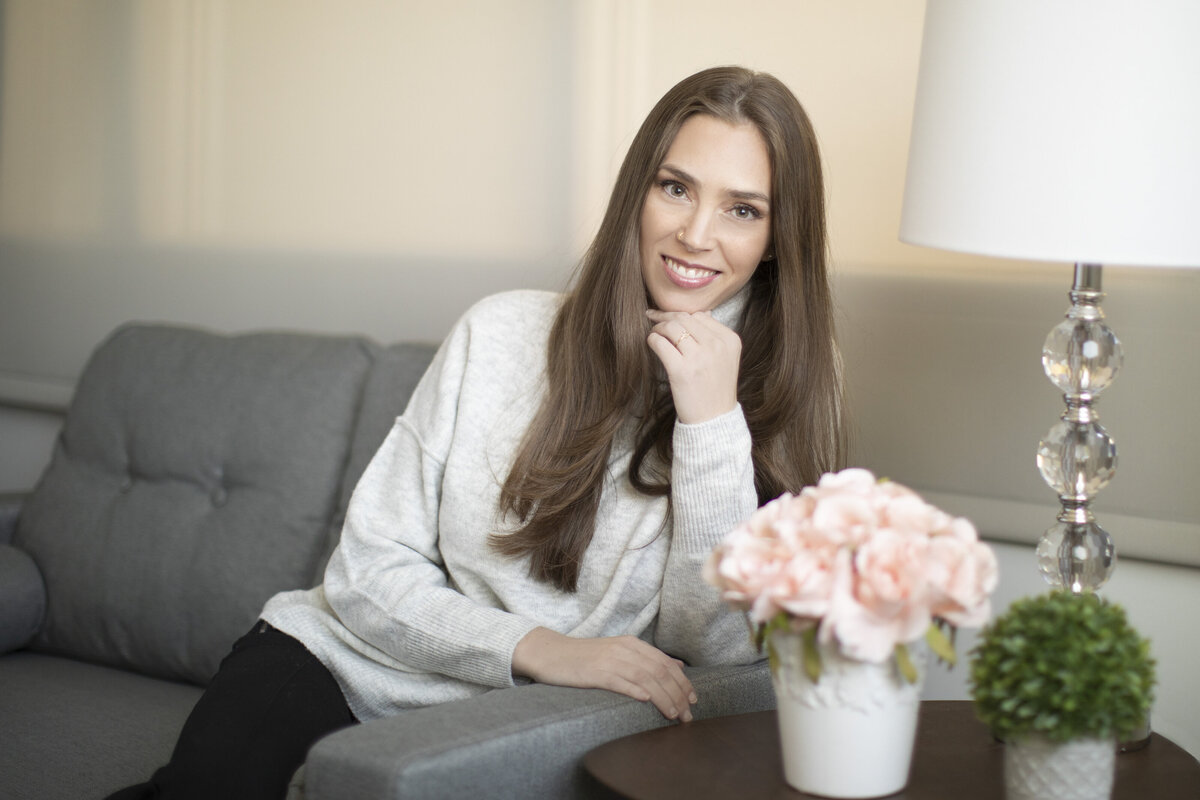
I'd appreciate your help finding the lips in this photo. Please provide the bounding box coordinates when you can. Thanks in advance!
[662,255,718,289]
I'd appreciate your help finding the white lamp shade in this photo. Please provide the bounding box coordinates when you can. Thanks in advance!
[900,0,1200,268]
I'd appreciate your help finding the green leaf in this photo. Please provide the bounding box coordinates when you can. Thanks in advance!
[895,643,918,684]
[762,612,794,674]
[802,627,822,683]
[926,623,957,666]
[766,635,779,674]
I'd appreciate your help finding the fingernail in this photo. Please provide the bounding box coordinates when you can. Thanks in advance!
[668,707,679,719]
[689,693,698,704]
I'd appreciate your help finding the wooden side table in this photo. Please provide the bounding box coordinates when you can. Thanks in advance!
[583,701,1200,799]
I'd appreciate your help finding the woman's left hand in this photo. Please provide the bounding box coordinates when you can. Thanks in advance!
[646,309,741,424]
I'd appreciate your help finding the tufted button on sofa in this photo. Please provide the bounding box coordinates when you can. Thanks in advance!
[0,323,772,800]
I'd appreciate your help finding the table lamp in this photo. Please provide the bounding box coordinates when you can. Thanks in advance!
[899,1,1200,592]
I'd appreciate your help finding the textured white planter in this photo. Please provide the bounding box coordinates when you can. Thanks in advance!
[769,631,924,799]
[1004,735,1116,800]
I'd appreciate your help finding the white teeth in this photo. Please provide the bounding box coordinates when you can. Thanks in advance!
[665,257,716,279]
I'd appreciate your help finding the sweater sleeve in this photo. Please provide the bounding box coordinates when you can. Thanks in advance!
[653,404,762,665]
[321,313,541,689]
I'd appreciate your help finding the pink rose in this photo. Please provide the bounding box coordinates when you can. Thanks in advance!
[815,468,877,494]
[878,493,942,537]
[768,545,838,620]
[926,522,999,627]
[706,468,999,664]
[764,494,816,546]
[809,492,878,547]
[704,525,789,622]
[821,530,933,662]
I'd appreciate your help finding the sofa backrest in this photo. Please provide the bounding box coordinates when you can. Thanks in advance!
[313,341,438,585]
[14,323,435,685]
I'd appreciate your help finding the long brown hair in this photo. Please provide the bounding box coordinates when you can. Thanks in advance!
[493,66,846,591]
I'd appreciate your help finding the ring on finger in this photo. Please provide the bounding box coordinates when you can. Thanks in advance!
[674,330,693,348]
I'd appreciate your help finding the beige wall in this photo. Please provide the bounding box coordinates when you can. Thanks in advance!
[2,0,1197,755]
[1,0,1033,388]
[0,0,576,409]
[2,0,573,256]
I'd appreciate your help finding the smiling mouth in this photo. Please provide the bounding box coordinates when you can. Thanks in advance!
[663,255,718,287]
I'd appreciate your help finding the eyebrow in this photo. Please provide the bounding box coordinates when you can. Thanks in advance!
[659,164,771,208]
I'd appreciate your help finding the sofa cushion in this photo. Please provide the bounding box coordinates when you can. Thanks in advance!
[0,652,203,800]
[0,544,45,653]
[14,324,376,684]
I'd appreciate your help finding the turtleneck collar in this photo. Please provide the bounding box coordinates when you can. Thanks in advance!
[710,282,752,332]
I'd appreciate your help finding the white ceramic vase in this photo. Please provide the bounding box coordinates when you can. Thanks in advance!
[1004,734,1116,800]
[769,630,924,799]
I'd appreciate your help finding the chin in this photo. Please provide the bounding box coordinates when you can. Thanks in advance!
[651,297,707,313]
[651,289,722,314]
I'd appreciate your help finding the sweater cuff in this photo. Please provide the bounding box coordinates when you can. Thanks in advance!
[417,609,541,690]
[671,404,756,556]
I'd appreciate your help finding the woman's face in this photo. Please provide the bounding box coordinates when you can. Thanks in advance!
[639,114,773,313]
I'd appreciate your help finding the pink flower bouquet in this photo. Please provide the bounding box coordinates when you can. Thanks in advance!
[704,468,998,681]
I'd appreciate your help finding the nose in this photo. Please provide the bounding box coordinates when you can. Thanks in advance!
[677,210,714,252]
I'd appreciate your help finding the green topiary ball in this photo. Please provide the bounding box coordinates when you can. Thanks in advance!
[969,590,1155,742]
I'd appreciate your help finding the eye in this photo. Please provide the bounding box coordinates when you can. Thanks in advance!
[731,204,762,221]
[659,179,688,199]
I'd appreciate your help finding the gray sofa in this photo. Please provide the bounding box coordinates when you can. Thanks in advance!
[0,323,772,800]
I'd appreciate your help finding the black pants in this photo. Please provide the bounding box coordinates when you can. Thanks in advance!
[106,621,357,800]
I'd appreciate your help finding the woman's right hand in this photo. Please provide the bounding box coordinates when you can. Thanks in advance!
[511,627,697,722]
[645,309,743,425]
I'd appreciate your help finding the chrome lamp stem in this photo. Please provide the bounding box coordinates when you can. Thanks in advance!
[1035,263,1122,592]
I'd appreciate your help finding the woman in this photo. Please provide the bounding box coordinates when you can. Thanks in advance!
[109,65,846,799]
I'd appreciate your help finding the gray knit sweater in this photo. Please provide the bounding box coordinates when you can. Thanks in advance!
[262,289,762,721]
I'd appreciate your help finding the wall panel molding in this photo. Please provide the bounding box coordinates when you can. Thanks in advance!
[135,0,227,241]
[0,373,73,413]
[569,0,652,254]
[923,490,1200,570]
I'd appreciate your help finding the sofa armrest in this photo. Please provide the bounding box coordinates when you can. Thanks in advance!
[303,661,772,800]
[0,543,46,654]
[0,491,25,545]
